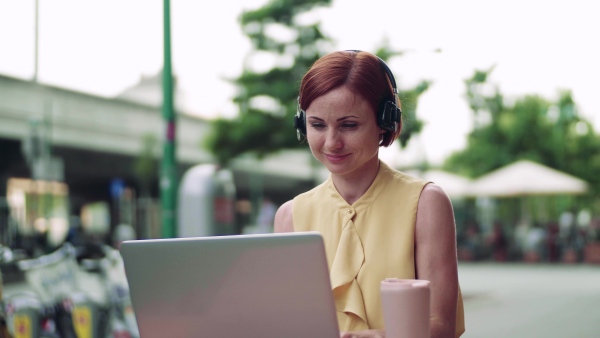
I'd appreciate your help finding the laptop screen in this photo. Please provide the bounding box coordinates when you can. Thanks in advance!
[120,232,339,338]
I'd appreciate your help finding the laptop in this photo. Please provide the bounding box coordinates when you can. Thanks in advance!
[120,232,340,338]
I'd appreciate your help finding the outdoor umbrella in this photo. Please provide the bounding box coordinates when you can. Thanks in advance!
[425,170,473,199]
[469,160,589,197]
[406,169,473,199]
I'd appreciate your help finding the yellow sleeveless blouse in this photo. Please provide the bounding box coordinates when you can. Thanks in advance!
[293,161,465,336]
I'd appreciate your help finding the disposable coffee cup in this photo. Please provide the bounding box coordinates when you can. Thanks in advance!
[380,278,430,338]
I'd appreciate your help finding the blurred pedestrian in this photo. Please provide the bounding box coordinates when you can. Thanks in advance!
[462,220,481,261]
[513,218,531,260]
[574,209,592,260]
[274,50,464,337]
[235,199,252,234]
[588,216,600,243]
[525,223,547,262]
[489,221,508,262]
[558,208,575,251]
[256,197,277,233]
[546,222,560,262]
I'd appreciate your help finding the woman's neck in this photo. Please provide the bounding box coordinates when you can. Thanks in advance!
[331,157,380,205]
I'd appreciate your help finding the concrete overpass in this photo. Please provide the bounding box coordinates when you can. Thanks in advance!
[0,73,323,208]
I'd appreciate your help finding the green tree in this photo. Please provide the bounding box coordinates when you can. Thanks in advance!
[202,0,431,166]
[444,68,600,196]
[398,79,429,148]
[203,0,334,166]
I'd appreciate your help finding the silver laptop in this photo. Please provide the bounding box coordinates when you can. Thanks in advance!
[120,232,340,338]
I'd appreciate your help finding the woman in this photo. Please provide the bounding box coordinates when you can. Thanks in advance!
[274,50,465,338]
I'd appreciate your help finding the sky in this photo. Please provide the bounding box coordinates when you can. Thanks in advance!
[1,0,599,166]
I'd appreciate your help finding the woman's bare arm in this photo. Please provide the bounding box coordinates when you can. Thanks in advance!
[274,200,294,233]
[415,183,459,338]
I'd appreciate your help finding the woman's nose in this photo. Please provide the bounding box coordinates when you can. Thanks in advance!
[325,130,342,149]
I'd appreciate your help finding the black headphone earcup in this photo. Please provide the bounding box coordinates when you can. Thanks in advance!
[294,109,307,140]
[378,100,401,132]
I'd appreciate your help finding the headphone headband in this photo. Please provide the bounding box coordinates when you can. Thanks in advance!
[345,49,398,94]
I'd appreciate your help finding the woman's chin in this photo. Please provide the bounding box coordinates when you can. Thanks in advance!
[322,161,353,176]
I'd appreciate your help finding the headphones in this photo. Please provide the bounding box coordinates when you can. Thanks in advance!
[294,50,402,141]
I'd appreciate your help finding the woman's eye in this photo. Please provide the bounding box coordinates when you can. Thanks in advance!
[310,123,325,130]
[341,123,358,129]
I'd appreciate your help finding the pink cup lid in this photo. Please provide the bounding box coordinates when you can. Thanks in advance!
[381,278,430,289]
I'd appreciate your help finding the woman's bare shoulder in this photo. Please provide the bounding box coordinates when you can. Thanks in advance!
[415,182,458,266]
[274,200,294,233]
[416,183,456,239]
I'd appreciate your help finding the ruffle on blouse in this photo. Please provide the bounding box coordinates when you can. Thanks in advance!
[330,219,368,330]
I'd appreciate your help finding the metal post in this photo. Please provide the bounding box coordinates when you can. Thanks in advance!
[160,0,177,238]
[34,0,39,82]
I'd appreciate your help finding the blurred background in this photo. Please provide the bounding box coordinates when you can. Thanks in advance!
[1,0,599,337]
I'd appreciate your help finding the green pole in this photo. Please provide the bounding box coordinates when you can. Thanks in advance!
[161,0,177,238]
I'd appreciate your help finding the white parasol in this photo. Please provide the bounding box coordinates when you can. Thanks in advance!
[469,160,589,197]
[406,169,473,199]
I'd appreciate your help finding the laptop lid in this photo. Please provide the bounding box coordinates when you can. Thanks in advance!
[120,232,339,338]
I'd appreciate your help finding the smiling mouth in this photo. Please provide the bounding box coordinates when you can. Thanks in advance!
[325,153,349,162]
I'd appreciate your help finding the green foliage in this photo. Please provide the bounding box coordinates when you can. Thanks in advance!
[203,0,431,165]
[398,80,429,147]
[444,68,600,196]
[203,0,332,165]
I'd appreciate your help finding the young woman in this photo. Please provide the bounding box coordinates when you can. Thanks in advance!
[274,50,465,338]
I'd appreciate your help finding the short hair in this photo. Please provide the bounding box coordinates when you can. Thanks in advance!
[298,50,402,147]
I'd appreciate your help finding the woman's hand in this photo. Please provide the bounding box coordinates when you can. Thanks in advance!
[340,329,385,338]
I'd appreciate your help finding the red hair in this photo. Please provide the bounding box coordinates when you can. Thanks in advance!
[299,50,402,147]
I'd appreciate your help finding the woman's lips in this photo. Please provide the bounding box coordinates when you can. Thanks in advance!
[325,153,350,163]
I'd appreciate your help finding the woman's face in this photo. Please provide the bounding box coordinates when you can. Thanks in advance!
[305,86,382,178]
